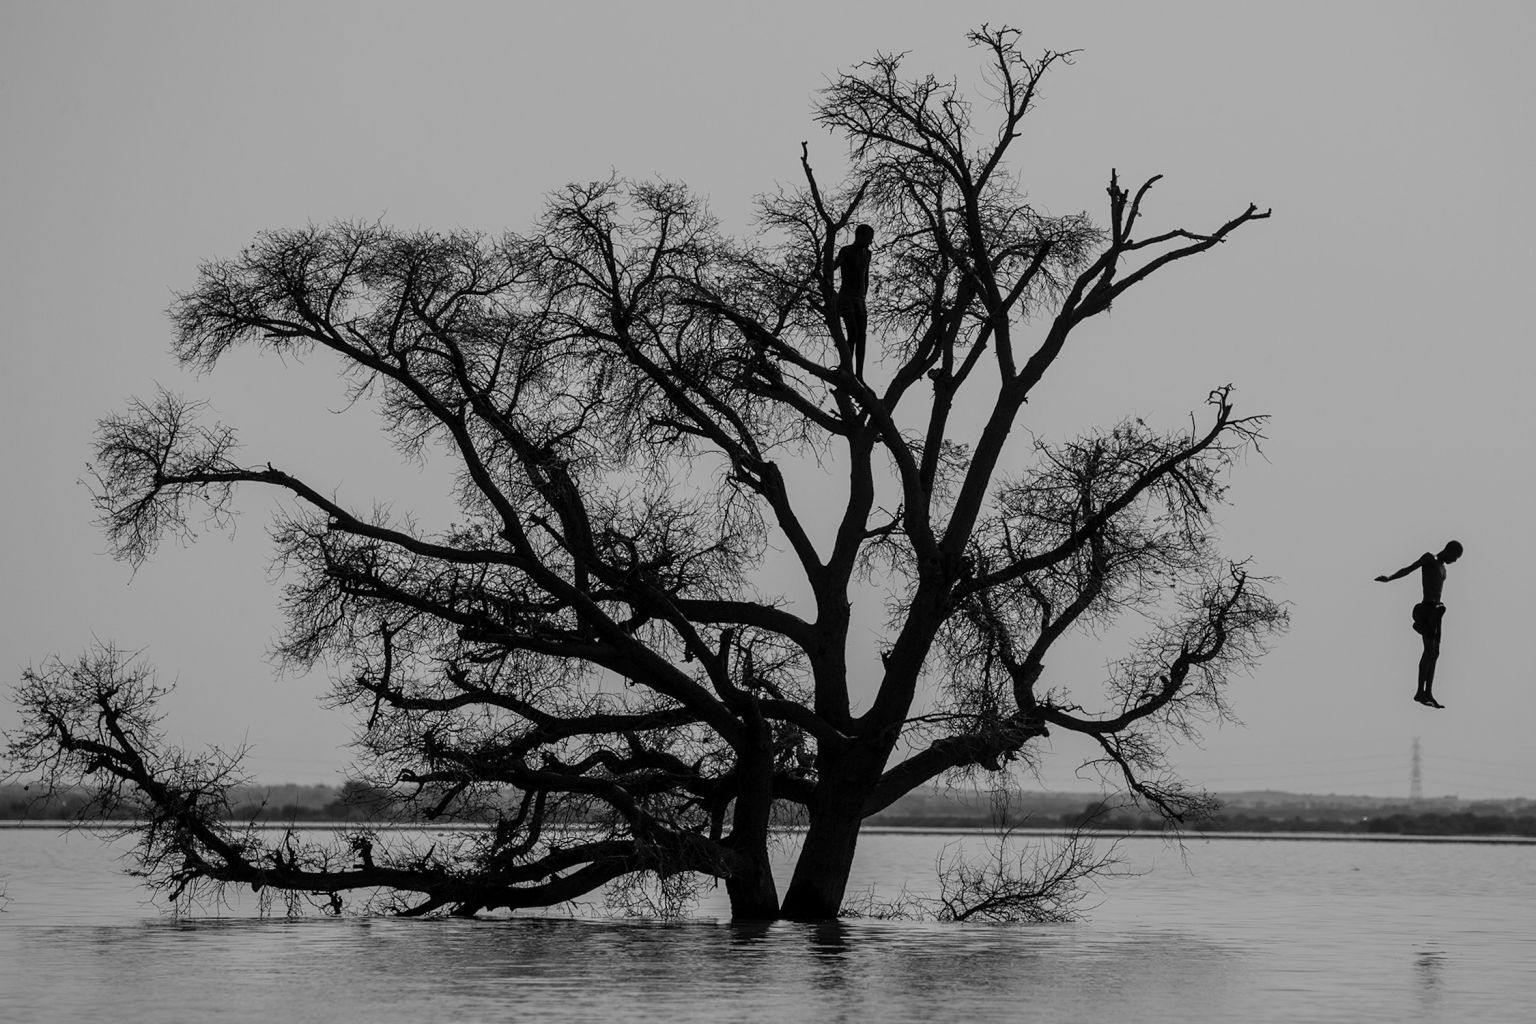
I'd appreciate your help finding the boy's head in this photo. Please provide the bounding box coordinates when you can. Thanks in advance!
[854,223,875,245]
[1439,540,1464,563]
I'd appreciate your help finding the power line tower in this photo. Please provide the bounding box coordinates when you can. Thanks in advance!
[1410,736,1423,801]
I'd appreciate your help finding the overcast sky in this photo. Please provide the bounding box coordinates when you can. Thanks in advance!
[4,2,1533,800]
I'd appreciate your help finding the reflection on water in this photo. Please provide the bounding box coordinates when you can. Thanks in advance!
[1,829,1532,1023]
[6,915,1247,1024]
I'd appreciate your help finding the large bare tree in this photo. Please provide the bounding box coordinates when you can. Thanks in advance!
[7,27,1284,922]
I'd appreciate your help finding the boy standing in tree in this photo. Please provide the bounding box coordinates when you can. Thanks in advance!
[1375,540,1464,708]
[834,223,874,377]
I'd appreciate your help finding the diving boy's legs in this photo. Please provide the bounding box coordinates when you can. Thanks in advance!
[1415,625,1443,709]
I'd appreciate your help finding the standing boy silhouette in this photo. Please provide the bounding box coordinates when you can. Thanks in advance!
[834,224,874,377]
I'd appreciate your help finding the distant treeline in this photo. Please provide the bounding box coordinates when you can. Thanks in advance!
[1203,808,1536,838]
[6,782,1535,838]
[867,790,1536,838]
[0,781,397,824]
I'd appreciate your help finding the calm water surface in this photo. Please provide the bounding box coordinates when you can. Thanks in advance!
[1,827,1532,1022]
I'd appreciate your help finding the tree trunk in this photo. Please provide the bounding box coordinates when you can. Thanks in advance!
[778,758,877,920]
[725,725,782,921]
[725,849,781,921]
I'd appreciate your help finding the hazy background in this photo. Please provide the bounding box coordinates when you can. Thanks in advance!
[3,1,1532,799]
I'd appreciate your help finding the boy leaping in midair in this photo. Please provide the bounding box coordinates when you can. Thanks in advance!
[1375,540,1463,708]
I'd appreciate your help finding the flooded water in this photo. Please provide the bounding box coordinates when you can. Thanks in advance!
[1,827,1532,1022]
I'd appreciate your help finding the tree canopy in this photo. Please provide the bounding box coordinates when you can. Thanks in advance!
[6,27,1284,922]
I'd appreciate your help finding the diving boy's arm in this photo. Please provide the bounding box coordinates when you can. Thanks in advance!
[1375,553,1430,583]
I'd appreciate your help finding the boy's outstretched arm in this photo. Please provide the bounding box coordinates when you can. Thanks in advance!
[1376,554,1429,583]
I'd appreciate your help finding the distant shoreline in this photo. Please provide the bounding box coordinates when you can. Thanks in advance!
[5,820,1535,845]
[7,782,1534,839]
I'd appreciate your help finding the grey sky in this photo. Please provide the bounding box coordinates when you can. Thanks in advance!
[3,2,1532,798]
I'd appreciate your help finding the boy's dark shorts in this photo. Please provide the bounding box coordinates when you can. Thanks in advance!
[1411,602,1445,635]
